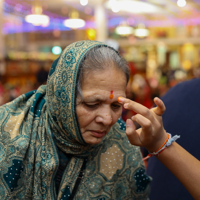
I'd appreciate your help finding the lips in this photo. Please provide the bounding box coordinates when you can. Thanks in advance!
[91,130,106,138]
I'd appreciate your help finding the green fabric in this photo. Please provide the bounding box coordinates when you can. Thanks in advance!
[0,40,150,200]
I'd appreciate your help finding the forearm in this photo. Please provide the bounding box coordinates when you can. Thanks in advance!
[118,97,200,199]
[156,142,200,200]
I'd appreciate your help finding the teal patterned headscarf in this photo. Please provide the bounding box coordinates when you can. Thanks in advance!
[0,40,151,200]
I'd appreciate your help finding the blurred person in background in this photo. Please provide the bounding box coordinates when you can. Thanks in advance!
[36,64,49,86]
[9,83,21,101]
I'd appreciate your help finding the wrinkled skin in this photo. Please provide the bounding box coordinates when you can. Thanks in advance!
[76,67,127,145]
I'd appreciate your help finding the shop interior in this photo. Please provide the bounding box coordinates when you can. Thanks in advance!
[0,0,200,107]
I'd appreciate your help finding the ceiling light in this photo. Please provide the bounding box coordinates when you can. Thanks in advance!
[63,10,85,29]
[112,4,120,13]
[115,23,134,36]
[25,6,50,26]
[134,28,149,37]
[177,0,187,7]
[80,0,88,6]
[64,19,85,29]
[25,14,50,26]
[134,24,149,38]
[106,0,163,14]
[109,0,120,13]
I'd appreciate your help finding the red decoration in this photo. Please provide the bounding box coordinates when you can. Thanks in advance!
[109,90,114,99]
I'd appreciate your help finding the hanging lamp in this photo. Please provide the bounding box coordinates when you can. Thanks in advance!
[80,0,88,6]
[134,24,149,38]
[115,22,134,36]
[25,5,50,26]
[177,0,187,7]
[63,10,85,29]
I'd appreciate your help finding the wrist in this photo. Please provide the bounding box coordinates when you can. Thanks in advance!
[143,133,180,161]
[146,130,168,153]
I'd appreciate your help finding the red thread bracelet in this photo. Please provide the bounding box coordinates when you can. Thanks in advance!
[142,134,170,161]
[154,134,170,152]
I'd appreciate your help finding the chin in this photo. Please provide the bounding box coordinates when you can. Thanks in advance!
[85,137,103,145]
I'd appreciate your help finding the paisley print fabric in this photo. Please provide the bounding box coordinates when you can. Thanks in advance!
[0,40,150,200]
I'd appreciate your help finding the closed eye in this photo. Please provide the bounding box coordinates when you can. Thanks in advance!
[111,103,122,110]
[84,103,99,109]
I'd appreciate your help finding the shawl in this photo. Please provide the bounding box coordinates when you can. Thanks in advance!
[0,40,150,200]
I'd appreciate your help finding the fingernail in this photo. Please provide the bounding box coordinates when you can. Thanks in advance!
[117,97,124,103]
[126,119,132,127]
[156,97,160,102]
[124,103,129,108]
[131,116,135,121]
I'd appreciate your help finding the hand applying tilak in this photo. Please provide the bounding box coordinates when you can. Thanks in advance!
[117,97,168,153]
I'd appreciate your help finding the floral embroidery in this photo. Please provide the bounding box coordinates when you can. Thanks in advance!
[64,48,76,65]
[62,70,68,83]
[55,86,70,107]
[75,41,85,47]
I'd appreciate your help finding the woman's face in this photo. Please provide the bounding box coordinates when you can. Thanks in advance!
[76,67,127,145]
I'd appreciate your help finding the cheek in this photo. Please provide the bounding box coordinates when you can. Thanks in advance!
[76,107,96,128]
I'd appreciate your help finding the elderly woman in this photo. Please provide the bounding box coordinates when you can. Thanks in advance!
[1,40,199,200]
[3,40,186,200]
[0,40,151,199]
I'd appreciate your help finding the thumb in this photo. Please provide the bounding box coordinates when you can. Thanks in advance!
[126,119,141,146]
[152,97,166,116]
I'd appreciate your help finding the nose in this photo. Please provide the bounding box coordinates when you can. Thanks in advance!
[95,106,113,125]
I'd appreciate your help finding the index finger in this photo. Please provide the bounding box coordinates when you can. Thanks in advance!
[117,97,131,105]
[117,97,152,119]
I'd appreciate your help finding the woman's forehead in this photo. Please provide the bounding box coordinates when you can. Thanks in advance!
[82,65,125,79]
[80,67,127,97]
[83,66,126,82]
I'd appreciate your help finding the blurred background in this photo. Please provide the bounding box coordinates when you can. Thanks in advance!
[0,0,200,112]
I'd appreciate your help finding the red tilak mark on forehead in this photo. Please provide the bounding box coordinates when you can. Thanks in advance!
[109,90,114,99]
